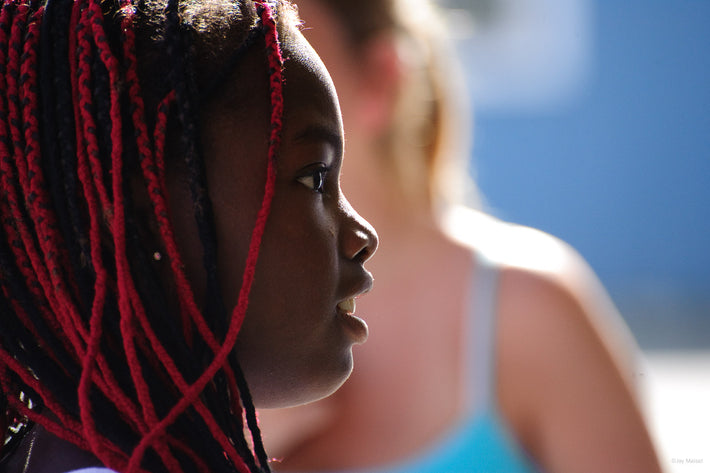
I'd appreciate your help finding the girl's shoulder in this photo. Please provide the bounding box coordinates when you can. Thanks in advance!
[441,204,577,272]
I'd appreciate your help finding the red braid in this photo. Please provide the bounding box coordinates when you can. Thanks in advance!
[69,2,171,466]
[2,3,75,352]
[69,1,209,469]
[1,0,288,471]
[125,2,284,470]
[0,3,56,347]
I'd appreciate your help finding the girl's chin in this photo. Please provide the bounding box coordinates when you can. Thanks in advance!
[252,356,355,409]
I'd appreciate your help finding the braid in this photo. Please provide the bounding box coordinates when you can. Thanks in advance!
[40,0,93,315]
[0,0,290,471]
[164,0,223,345]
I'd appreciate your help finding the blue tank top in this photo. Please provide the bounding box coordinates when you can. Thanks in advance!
[334,410,535,473]
[287,253,539,473]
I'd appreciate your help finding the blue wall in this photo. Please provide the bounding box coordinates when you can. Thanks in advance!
[469,2,710,347]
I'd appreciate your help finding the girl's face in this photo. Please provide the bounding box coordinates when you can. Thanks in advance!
[169,28,378,408]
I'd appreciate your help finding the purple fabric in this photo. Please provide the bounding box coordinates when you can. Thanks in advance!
[63,469,119,473]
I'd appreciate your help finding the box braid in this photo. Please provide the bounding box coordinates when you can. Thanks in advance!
[0,0,291,471]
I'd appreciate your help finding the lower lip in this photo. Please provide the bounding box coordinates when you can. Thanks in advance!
[338,311,369,344]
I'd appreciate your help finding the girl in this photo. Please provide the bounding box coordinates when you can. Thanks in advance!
[0,0,376,471]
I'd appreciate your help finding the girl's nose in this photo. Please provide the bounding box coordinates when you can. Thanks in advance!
[341,200,378,264]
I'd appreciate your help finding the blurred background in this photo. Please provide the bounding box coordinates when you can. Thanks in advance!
[437,0,709,471]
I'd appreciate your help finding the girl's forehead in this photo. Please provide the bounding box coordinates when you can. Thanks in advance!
[284,28,333,86]
[280,30,343,137]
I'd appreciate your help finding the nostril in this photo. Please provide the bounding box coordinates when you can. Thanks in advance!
[354,245,372,264]
[354,227,378,263]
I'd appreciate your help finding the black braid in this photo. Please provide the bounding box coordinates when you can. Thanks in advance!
[164,0,227,337]
[158,6,268,472]
[45,0,94,311]
[233,354,271,471]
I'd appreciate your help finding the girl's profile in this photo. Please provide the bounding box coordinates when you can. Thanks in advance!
[0,0,376,471]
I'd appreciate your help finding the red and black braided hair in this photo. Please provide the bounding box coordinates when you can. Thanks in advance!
[0,0,294,471]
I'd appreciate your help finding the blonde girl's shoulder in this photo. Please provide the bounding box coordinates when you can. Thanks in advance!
[440,204,579,274]
[442,206,660,472]
[441,205,639,382]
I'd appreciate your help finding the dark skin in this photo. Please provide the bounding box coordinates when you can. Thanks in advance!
[5,23,377,473]
[171,28,377,408]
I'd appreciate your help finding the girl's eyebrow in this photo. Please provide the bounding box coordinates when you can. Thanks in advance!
[293,124,343,157]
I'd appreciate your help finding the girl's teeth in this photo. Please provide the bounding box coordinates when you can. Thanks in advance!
[337,298,356,315]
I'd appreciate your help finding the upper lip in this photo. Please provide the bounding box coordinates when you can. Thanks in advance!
[337,269,374,313]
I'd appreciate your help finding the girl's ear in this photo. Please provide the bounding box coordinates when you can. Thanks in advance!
[355,33,403,135]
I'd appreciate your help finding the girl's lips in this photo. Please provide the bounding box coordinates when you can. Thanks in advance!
[337,298,368,344]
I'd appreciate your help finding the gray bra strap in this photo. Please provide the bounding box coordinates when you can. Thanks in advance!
[465,251,500,414]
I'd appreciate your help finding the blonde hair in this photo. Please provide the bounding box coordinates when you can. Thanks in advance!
[318,0,479,212]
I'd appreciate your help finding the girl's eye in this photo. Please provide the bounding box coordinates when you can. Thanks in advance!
[297,165,328,193]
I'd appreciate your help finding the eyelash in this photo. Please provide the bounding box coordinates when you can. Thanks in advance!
[297,165,329,193]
